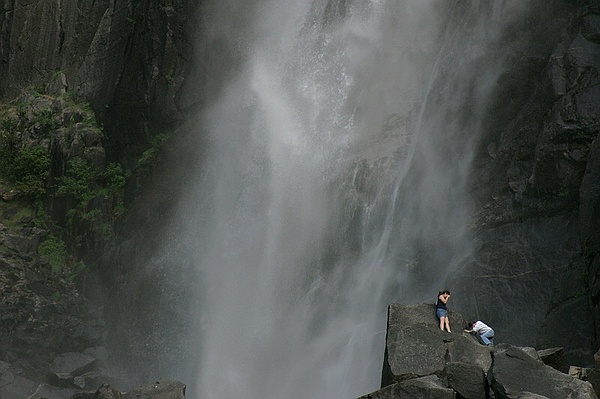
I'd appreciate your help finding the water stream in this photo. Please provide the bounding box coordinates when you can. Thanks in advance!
[161,1,532,397]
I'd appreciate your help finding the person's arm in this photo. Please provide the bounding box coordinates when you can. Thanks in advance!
[438,294,448,304]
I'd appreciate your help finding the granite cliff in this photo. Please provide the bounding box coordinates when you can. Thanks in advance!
[0,0,600,397]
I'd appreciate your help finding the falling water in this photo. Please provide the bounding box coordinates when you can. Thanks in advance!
[157,0,533,398]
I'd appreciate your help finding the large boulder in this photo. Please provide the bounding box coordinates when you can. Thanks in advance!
[123,380,186,399]
[0,361,78,399]
[358,375,456,399]
[71,380,186,399]
[491,343,597,399]
[362,303,598,399]
[445,361,487,399]
[381,303,490,389]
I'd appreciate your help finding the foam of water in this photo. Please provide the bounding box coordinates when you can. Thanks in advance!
[159,1,533,397]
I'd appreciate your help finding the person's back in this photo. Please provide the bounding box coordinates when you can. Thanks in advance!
[466,320,494,346]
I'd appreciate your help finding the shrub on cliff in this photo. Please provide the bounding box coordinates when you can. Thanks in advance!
[0,84,126,261]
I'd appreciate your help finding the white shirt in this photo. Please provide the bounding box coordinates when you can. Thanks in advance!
[472,321,493,335]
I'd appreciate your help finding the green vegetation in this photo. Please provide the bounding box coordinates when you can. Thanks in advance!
[8,145,51,199]
[38,235,68,273]
[0,81,169,278]
[56,158,126,247]
[0,84,127,277]
[138,133,169,169]
[2,203,34,229]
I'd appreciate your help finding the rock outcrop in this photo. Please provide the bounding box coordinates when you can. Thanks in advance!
[72,380,186,399]
[361,303,598,399]
[0,0,200,164]
[448,0,600,369]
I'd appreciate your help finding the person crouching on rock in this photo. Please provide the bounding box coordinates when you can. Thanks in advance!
[465,320,495,346]
[435,290,451,333]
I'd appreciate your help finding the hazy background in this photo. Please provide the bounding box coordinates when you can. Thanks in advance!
[140,1,534,397]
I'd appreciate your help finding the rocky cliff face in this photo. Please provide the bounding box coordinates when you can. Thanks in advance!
[0,0,201,393]
[0,0,200,165]
[447,0,600,368]
[1,0,600,396]
[363,303,599,399]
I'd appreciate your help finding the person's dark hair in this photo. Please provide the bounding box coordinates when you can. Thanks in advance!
[439,289,450,295]
[467,322,474,329]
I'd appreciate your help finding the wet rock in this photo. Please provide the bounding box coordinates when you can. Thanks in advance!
[381,303,468,386]
[0,361,78,399]
[582,15,600,45]
[122,380,186,399]
[51,352,96,376]
[537,347,565,372]
[359,375,455,399]
[48,371,74,388]
[445,361,487,399]
[381,303,492,390]
[71,384,122,399]
[4,234,35,254]
[47,72,68,96]
[362,303,597,399]
[491,343,597,399]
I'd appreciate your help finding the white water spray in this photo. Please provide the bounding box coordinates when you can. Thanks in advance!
[164,1,533,397]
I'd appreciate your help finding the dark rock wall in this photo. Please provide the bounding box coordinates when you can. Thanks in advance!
[450,0,600,367]
[2,0,600,391]
[0,0,200,166]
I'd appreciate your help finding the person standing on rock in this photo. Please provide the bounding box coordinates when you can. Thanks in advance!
[435,290,451,332]
[465,320,495,346]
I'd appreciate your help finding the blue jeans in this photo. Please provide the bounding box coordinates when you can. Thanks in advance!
[478,330,495,346]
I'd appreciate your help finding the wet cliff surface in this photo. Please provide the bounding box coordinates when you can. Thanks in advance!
[0,0,600,396]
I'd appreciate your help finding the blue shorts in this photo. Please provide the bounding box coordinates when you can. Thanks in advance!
[436,308,447,318]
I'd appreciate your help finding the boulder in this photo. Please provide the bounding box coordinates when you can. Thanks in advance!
[381,303,469,386]
[359,375,455,399]
[51,352,96,376]
[445,361,487,399]
[70,380,186,399]
[0,361,78,399]
[123,380,186,399]
[366,303,599,399]
[71,384,122,399]
[491,343,598,399]
[537,347,565,371]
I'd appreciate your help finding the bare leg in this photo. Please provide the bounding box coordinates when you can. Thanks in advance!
[439,318,444,331]
[443,318,451,333]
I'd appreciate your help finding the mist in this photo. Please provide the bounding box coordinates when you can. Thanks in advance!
[152,1,533,397]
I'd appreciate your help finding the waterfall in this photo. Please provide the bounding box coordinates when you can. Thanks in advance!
[158,1,533,397]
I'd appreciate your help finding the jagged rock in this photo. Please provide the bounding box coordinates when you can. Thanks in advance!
[519,347,541,361]
[122,380,186,399]
[83,346,110,362]
[51,352,96,376]
[73,376,86,389]
[73,323,108,346]
[381,303,476,387]
[71,381,186,399]
[0,361,78,399]
[491,343,597,399]
[537,347,565,371]
[446,334,493,375]
[4,234,36,254]
[47,72,68,96]
[445,361,487,399]
[359,375,455,399]
[582,15,600,44]
[368,304,599,399]
[47,371,74,388]
[71,383,122,399]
